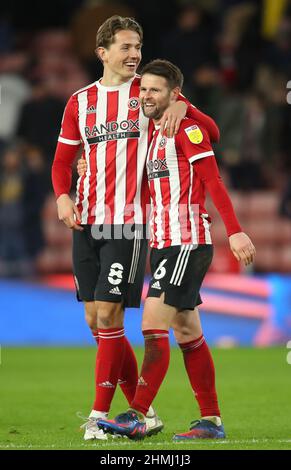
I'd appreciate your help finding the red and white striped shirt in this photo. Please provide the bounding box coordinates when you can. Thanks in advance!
[147,119,215,248]
[53,76,222,227]
[58,75,153,224]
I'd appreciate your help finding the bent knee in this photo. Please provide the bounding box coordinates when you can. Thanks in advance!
[173,325,195,343]
[172,320,202,343]
[96,301,124,328]
[84,302,97,330]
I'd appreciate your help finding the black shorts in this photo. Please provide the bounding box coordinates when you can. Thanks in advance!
[147,244,213,310]
[73,225,148,308]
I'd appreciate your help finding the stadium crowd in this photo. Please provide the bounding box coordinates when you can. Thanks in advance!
[0,0,291,275]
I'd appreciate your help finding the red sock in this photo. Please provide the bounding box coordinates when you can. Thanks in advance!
[92,330,138,405]
[118,337,138,404]
[93,328,125,412]
[130,329,170,415]
[179,335,221,417]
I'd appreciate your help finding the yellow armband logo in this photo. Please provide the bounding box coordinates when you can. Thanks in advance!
[185,125,203,144]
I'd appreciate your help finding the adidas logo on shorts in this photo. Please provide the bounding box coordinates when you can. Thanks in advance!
[109,286,122,295]
[151,281,161,290]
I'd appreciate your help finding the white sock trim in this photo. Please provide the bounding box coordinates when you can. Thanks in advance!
[89,410,108,420]
[146,405,155,417]
[203,416,222,426]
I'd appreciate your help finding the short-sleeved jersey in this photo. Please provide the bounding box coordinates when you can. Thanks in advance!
[58,75,153,224]
[147,118,214,248]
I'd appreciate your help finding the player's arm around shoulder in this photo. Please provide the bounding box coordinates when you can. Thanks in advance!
[176,94,220,143]
[160,100,188,138]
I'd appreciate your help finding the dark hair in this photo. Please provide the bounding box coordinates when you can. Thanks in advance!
[96,15,143,49]
[141,59,184,89]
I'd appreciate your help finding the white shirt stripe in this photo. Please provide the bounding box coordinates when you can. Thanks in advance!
[94,89,107,223]
[154,179,164,249]
[167,138,182,246]
[114,86,131,224]
[134,111,150,224]
[77,91,90,223]
[187,163,197,245]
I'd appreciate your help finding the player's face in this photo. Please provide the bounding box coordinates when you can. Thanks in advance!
[140,74,174,120]
[98,30,142,81]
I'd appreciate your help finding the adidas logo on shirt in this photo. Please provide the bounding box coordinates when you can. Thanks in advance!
[109,286,122,295]
[151,281,161,290]
[86,105,96,114]
[99,381,114,388]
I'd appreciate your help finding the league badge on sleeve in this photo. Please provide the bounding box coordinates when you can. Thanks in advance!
[184,125,203,144]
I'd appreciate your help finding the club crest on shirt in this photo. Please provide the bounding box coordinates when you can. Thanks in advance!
[159,136,167,149]
[128,97,140,110]
[185,125,203,144]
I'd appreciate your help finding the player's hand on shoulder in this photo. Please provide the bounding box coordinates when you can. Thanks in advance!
[77,158,87,177]
[56,194,83,231]
[229,232,256,266]
[160,101,187,138]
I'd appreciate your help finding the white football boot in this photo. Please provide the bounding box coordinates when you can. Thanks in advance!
[78,412,108,441]
[79,407,163,440]
[145,406,164,436]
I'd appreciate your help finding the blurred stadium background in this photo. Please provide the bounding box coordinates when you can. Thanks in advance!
[1,0,291,349]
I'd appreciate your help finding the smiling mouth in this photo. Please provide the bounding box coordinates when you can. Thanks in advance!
[143,103,155,109]
[124,62,137,68]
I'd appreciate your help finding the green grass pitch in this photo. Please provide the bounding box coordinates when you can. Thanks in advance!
[0,346,291,450]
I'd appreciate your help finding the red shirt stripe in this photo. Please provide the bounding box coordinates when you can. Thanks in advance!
[86,86,98,222]
[104,90,119,223]
[124,78,140,224]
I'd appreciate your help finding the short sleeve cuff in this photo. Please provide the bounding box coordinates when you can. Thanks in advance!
[58,136,81,145]
[189,150,214,164]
